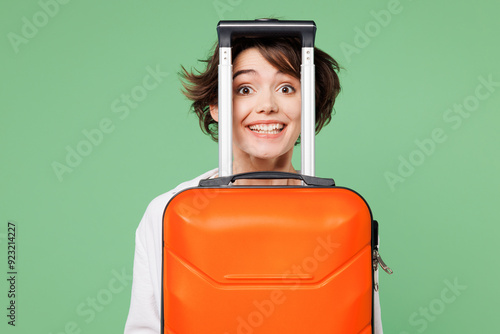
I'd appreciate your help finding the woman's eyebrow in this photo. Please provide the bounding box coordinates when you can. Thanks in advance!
[233,69,256,79]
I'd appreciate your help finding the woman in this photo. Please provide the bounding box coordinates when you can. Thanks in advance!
[125,35,383,333]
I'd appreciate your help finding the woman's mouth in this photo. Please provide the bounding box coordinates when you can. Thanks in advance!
[248,123,285,134]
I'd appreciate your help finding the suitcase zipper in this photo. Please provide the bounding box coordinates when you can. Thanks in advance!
[373,249,393,292]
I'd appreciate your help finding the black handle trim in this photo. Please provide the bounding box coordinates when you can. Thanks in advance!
[217,19,316,48]
[372,220,379,249]
[199,171,334,187]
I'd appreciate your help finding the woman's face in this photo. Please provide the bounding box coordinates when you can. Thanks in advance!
[212,47,301,163]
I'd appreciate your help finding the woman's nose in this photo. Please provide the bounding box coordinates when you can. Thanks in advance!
[256,89,278,113]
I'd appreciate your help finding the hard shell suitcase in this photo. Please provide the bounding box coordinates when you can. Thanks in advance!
[162,19,392,334]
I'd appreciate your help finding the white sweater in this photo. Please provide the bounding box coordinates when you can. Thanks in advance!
[124,168,383,333]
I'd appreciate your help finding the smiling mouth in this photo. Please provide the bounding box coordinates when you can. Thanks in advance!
[248,123,285,134]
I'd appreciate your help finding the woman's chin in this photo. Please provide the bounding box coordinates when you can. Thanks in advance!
[245,146,292,162]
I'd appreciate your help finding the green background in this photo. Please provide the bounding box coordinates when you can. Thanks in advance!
[1,0,499,333]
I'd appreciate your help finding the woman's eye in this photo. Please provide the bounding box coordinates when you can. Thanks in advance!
[237,86,254,95]
[279,85,295,94]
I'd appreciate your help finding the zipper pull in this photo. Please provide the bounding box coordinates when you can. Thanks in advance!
[372,249,393,292]
[373,249,393,274]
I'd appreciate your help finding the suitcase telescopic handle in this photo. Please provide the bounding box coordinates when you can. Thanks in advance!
[217,19,316,48]
[216,19,317,178]
[199,171,335,187]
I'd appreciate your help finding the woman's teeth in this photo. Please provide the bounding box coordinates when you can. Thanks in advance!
[248,123,284,134]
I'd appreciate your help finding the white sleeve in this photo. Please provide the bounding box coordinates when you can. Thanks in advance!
[124,207,161,334]
[374,277,383,333]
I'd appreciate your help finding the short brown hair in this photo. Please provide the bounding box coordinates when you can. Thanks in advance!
[180,36,341,142]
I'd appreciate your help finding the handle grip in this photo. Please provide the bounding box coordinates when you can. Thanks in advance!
[217,19,316,47]
[199,171,335,187]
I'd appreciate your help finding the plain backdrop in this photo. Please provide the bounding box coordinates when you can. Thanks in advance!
[1,0,499,333]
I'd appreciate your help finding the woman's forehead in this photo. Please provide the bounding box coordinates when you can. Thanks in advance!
[233,48,267,66]
[233,48,284,71]
[233,46,299,80]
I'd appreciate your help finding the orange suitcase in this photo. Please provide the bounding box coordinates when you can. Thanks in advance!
[162,20,391,334]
